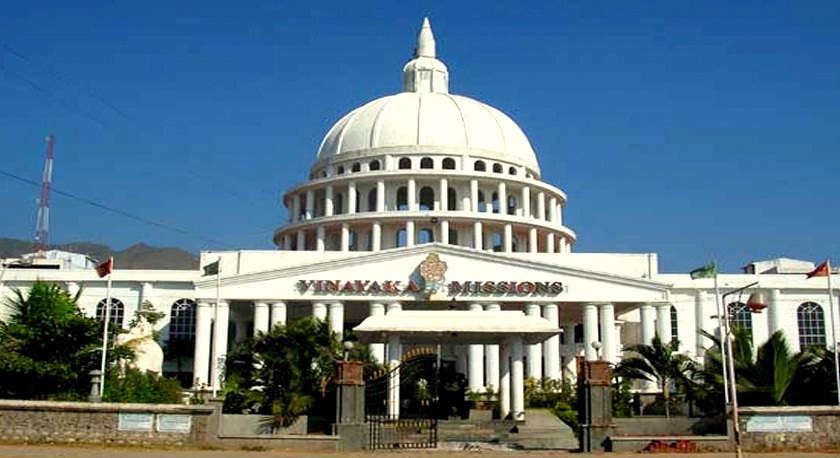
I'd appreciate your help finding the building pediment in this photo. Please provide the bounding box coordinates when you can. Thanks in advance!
[195,244,670,304]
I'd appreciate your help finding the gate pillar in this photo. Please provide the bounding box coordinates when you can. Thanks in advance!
[335,360,366,450]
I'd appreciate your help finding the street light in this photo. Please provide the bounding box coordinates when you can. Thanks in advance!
[720,281,766,458]
[591,340,603,361]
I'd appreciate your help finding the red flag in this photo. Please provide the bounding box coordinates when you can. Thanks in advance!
[95,258,113,278]
[806,261,829,279]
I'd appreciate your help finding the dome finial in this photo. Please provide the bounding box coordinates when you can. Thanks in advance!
[416,17,436,58]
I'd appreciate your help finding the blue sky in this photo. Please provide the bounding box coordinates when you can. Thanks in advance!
[1,1,837,273]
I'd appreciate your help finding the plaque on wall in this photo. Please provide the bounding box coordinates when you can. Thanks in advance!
[157,414,192,433]
[118,412,154,431]
[746,415,812,432]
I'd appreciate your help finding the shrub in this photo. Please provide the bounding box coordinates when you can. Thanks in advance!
[104,369,183,404]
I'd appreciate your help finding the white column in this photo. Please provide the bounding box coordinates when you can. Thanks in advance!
[211,301,230,392]
[439,178,448,210]
[695,292,712,354]
[545,232,555,253]
[296,230,306,251]
[485,303,501,392]
[347,182,357,214]
[641,304,656,344]
[537,191,546,220]
[253,301,269,336]
[328,301,344,340]
[376,180,385,212]
[529,228,538,253]
[407,178,416,211]
[524,304,543,379]
[583,303,599,361]
[440,220,449,244]
[656,304,672,342]
[503,224,513,253]
[312,302,327,321]
[369,303,386,364]
[511,337,525,421]
[316,226,325,251]
[405,221,415,247]
[499,342,511,419]
[767,289,782,336]
[292,195,301,222]
[522,186,531,218]
[283,235,292,251]
[543,303,561,380]
[372,222,381,251]
[473,222,483,249]
[270,301,287,328]
[497,182,506,214]
[340,223,350,251]
[470,179,478,212]
[387,334,401,417]
[387,301,402,314]
[599,304,616,363]
[468,303,485,391]
[193,301,212,387]
[549,196,558,224]
[305,190,314,219]
[325,184,334,216]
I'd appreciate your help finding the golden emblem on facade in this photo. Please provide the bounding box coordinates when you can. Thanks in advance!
[419,253,447,296]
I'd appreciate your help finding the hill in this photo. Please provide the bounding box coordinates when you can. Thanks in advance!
[0,238,197,270]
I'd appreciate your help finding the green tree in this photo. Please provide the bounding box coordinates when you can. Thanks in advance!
[0,281,105,400]
[789,346,838,405]
[223,318,350,429]
[614,335,696,417]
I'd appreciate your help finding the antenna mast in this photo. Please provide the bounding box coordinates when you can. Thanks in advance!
[33,135,54,253]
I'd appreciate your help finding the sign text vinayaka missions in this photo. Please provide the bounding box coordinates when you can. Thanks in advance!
[297,280,564,296]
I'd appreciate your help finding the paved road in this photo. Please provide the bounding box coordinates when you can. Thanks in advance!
[0,445,838,458]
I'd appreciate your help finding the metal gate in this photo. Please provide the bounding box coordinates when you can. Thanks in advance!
[365,348,439,449]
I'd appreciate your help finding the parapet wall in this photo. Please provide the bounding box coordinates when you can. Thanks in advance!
[740,406,840,452]
[0,400,214,446]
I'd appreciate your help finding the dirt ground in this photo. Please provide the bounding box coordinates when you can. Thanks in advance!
[0,444,837,458]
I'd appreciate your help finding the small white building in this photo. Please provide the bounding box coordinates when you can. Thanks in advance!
[0,20,836,416]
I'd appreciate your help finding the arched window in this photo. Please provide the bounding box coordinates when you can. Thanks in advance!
[396,187,408,211]
[169,299,196,341]
[348,230,358,251]
[492,192,500,214]
[420,157,433,169]
[474,161,486,172]
[367,188,377,212]
[447,187,457,211]
[337,166,345,175]
[442,158,456,170]
[477,191,486,212]
[509,167,517,175]
[507,195,517,215]
[351,162,361,172]
[96,298,125,328]
[396,228,408,247]
[492,163,503,173]
[369,160,381,171]
[727,302,753,339]
[670,305,679,343]
[419,228,434,244]
[798,302,826,348]
[419,187,435,211]
[398,158,412,169]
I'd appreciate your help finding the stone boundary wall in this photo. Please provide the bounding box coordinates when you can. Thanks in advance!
[0,400,215,446]
[740,406,840,452]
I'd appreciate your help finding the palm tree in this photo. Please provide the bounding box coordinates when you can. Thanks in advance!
[614,335,697,417]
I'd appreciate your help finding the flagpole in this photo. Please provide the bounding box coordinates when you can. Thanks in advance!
[98,256,114,399]
[211,257,221,398]
[713,266,730,406]
[826,260,840,406]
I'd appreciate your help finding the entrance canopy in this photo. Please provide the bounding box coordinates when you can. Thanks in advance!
[353,310,559,345]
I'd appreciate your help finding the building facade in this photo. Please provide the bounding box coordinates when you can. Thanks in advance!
[1,20,837,408]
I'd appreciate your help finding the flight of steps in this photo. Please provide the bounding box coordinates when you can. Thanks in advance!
[437,409,578,451]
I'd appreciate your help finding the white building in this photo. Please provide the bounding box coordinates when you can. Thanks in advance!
[0,20,836,416]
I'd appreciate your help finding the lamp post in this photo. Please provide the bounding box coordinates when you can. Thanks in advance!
[719,281,766,458]
[591,341,603,361]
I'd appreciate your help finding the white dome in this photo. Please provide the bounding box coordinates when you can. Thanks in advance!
[316,92,540,172]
